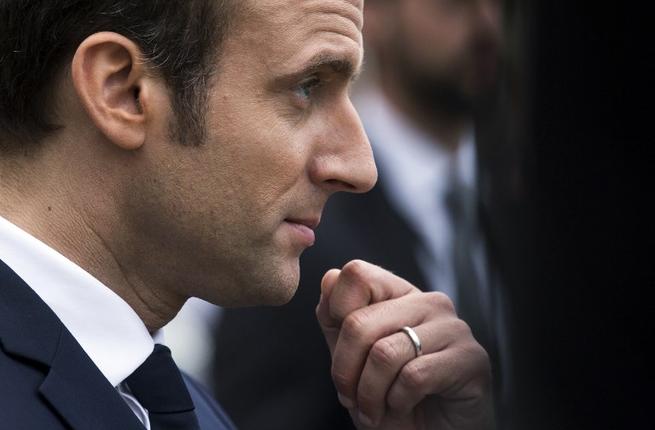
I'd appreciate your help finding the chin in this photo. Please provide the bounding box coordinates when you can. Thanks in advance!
[261,251,302,299]
[219,258,301,308]
[196,240,307,307]
[202,280,298,309]
[266,286,298,306]
[261,266,301,306]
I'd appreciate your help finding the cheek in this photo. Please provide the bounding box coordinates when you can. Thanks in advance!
[204,84,310,212]
[208,126,308,216]
[248,149,306,207]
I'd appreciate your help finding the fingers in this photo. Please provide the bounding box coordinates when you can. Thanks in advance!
[386,342,491,418]
[328,260,419,321]
[316,260,421,357]
[330,293,441,406]
[354,327,427,428]
[355,318,469,427]
[330,291,456,415]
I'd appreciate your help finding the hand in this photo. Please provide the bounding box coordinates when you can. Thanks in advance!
[316,260,494,430]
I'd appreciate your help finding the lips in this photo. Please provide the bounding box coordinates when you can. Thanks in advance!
[284,217,320,247]
[285,217,320,230]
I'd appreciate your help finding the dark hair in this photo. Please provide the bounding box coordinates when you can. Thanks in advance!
[0,0,238,149]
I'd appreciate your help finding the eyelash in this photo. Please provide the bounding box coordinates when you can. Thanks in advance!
[294,75,323,103]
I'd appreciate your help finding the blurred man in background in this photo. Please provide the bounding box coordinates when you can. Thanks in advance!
[212,0,507,428]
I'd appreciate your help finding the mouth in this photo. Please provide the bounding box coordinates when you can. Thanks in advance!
[284,216,320,247]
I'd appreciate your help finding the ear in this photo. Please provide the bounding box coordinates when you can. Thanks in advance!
[71,32,160,150]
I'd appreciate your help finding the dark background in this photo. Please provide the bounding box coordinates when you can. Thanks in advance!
[493,1,652,428]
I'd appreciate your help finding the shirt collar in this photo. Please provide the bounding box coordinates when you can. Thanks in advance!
[0,215,159,387]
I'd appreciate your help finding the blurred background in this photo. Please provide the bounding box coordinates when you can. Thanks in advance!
[166,1,650,429]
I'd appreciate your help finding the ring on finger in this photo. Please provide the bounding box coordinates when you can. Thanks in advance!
[399,326,422,358]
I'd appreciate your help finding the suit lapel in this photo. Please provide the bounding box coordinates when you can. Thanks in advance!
[39,330,146,430]
[0,260,144,430]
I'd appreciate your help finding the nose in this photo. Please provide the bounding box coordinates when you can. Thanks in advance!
[309,100,378,194]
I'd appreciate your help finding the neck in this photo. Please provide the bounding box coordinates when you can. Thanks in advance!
[0,145,185,332]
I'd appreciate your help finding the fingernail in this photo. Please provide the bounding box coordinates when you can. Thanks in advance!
[358,411,376,428]
[337,393,354,409]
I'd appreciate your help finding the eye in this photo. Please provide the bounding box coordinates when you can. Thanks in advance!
[294,75,322,102]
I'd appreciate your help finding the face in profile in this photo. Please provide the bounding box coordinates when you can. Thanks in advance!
[133,0,377,307]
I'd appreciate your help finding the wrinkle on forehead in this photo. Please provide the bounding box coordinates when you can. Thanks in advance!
[241,0,365,72]
[304,0,364,31]
[255,0,364,33]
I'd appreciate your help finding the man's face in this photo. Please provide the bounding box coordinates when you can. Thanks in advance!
[130,0,376,307]
[380,0,502,111]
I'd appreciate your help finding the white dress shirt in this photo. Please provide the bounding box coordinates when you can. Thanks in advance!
[0,215,160,429]
[353,87,485,308]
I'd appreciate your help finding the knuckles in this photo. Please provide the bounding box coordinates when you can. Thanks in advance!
[340,308,373,344]
[369,337,404,371]
[424,291,456,314]
[328,260,378,321]
[386,361,428,414]
[340,259,376,286]
[397,360,429,394]
[331,367,354,396]
[447,318,474,341]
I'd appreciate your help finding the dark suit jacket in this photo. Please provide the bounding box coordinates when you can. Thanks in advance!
[213,183,429,430]
[0,259,235,430]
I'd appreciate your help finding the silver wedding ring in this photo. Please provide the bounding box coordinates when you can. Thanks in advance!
[399,326,422,358]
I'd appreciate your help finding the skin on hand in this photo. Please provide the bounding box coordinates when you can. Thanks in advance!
[316,260,495,430]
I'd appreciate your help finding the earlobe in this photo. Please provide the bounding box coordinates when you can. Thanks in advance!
[71,32,152,151]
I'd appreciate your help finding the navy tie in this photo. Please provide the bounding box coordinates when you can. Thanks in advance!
[125,344,200,430]
[444,174,496,362]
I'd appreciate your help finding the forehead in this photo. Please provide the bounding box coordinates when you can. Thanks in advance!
[253,0,364,30]
[229,0,365,76]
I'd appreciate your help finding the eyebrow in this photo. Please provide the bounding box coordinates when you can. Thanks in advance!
[275,51,363,86]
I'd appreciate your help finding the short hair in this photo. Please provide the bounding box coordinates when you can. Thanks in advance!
[0,0,239,150]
